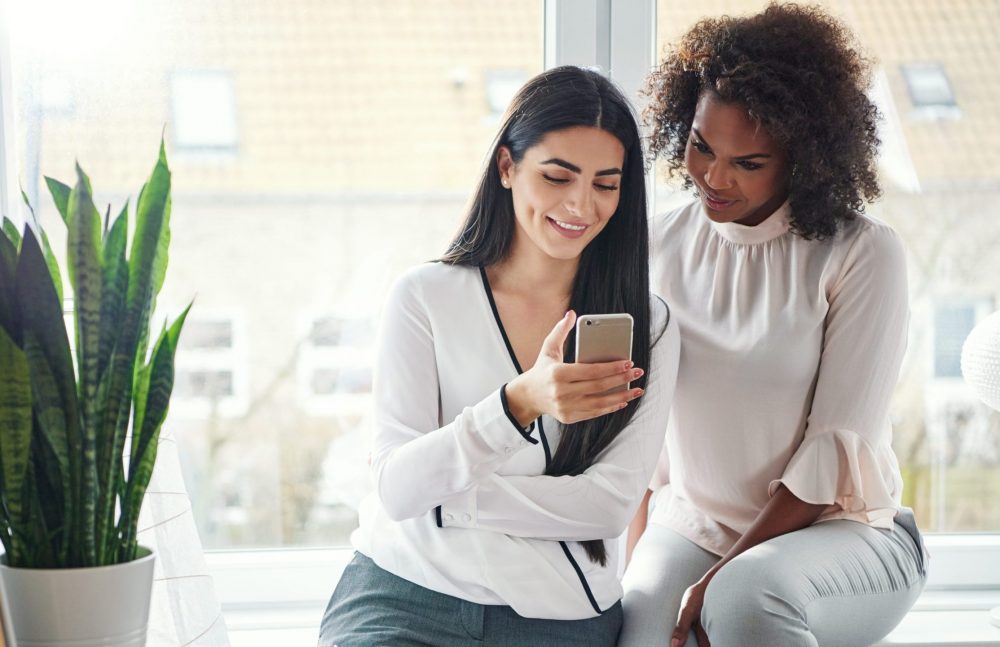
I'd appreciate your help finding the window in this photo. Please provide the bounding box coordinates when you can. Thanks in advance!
[169,70,239,153]
[4,0,544,551]
[173,317,248,419]
[901,63,957,109]
[299,314,374,417]
[934,300,993,380]
[486,69,529,119]
[39,72,74,116]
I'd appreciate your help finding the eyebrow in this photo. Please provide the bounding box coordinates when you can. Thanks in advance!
[540,158,623,176]
[692,129,772,160]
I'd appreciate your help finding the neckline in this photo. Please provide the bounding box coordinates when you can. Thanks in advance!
[707,199,791,245]
[478,264,553,467]
[479,265,524,374]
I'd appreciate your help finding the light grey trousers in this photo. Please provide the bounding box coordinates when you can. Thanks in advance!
[618,510,927,647]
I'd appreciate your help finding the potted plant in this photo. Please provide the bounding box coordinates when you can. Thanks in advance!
[0,141,189,646]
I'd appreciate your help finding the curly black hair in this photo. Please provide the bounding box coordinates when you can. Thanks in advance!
[645,3,881,240]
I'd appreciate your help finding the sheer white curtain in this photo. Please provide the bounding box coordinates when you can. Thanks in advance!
[134,426,230,646]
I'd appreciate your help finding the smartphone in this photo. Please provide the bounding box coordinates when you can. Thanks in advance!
[574,313,634,393]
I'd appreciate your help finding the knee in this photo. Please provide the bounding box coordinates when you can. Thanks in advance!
[701,558,766,626]
[701,553,806,638]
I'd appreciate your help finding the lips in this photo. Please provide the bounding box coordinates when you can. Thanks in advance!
[701,190,737,211]
[546,216,589,239]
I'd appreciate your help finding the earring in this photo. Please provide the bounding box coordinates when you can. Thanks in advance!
[501,178,509,188]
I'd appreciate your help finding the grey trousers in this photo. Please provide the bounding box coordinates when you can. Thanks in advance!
[319,552,623,647]
[618,509,927,647]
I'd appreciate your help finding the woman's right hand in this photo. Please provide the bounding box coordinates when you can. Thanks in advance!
[504,310,644,427]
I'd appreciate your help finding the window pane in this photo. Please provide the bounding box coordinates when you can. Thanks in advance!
[9,0,543,548]
[656,1,1000,532]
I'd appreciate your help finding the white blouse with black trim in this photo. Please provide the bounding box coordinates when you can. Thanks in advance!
[351,262,679,620]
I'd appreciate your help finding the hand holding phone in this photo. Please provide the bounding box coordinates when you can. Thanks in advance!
[504,311,644,426]
[575,314,634,394]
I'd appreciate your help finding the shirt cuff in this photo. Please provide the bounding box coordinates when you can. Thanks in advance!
[438,487,478,529]
[499,383,538,444]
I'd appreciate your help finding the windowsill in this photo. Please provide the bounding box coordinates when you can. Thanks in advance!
[208,540,1000,646]
[222,593,1000,646]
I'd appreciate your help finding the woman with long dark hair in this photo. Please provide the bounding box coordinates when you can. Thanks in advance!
[620,5,927,646]
[319,66,678,646]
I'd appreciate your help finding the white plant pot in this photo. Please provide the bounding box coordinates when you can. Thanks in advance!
[0,547,155,647]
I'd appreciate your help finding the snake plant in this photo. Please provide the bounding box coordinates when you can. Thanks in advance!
[0,141,190,568]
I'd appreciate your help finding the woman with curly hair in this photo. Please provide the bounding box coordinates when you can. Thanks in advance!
[620,4,928,646]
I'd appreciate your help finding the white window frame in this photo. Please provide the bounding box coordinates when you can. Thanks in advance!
[171,312,250,419]
[169,68,240,158]
[297,310,374,418]
[1,0,997,619]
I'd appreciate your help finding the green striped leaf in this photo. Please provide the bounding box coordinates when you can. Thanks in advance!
[19,191,64,304]
[23,459,56,568]
[14,228,84,565]
[30,420,66,567]
[121,303,188,561]
[44,177,72,225]
[0,232,19,340]
[131,142,172,384]
[102,144,171,562]
[67,164,103,565]
[0,325,32,567]
[129,325,158,464]
[2,216,21,249]
[22,331,72,565]
[98,205,128,382]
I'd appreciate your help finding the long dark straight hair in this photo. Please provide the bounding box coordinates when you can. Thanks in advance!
[441,66,653,566]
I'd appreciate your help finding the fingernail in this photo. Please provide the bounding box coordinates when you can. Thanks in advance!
[632,368,643,378]
[625,361,634,371]
[633,388,644,398]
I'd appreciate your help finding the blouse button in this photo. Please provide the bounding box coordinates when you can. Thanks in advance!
[445,513,455,521]
[463,513,472,522]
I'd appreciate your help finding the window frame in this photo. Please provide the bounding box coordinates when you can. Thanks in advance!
[171,312,250,419]
[0,0,997,616]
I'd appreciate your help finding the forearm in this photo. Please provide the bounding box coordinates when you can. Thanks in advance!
[703,484,827,581]
[626,488,653,565]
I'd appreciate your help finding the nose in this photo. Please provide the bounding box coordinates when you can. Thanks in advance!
[704,160,733,191]
[564,182,593,219]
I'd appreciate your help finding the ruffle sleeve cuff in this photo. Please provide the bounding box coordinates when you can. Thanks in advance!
[768,428,901,524]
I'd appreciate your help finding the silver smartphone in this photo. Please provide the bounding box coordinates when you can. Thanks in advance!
[574,313,634,393]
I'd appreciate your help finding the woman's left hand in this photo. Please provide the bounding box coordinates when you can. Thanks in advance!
[671,578,711,647]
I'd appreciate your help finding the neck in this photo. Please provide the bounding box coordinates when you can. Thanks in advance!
[488,232,577,301]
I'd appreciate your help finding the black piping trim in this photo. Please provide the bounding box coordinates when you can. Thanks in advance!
[479,265,524,374]
[559,541,604,615]
[537,417,552,468]
[500,384,538,444]
[481,266,595,613]
[435,506,443,528]
[480,265,546,457]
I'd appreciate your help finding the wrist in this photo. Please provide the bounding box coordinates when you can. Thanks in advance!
[504,376,539,427]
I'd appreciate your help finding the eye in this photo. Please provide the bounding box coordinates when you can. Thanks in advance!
[542,173,569,185]
[737,160,764,171]
[594,182,619,192]
[691,139,711,155]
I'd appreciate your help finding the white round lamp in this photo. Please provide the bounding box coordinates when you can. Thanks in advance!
[959,310,1000,629]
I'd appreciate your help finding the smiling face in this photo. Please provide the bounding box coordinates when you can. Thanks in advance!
[685,91,791,226]
[498,126,625,262]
